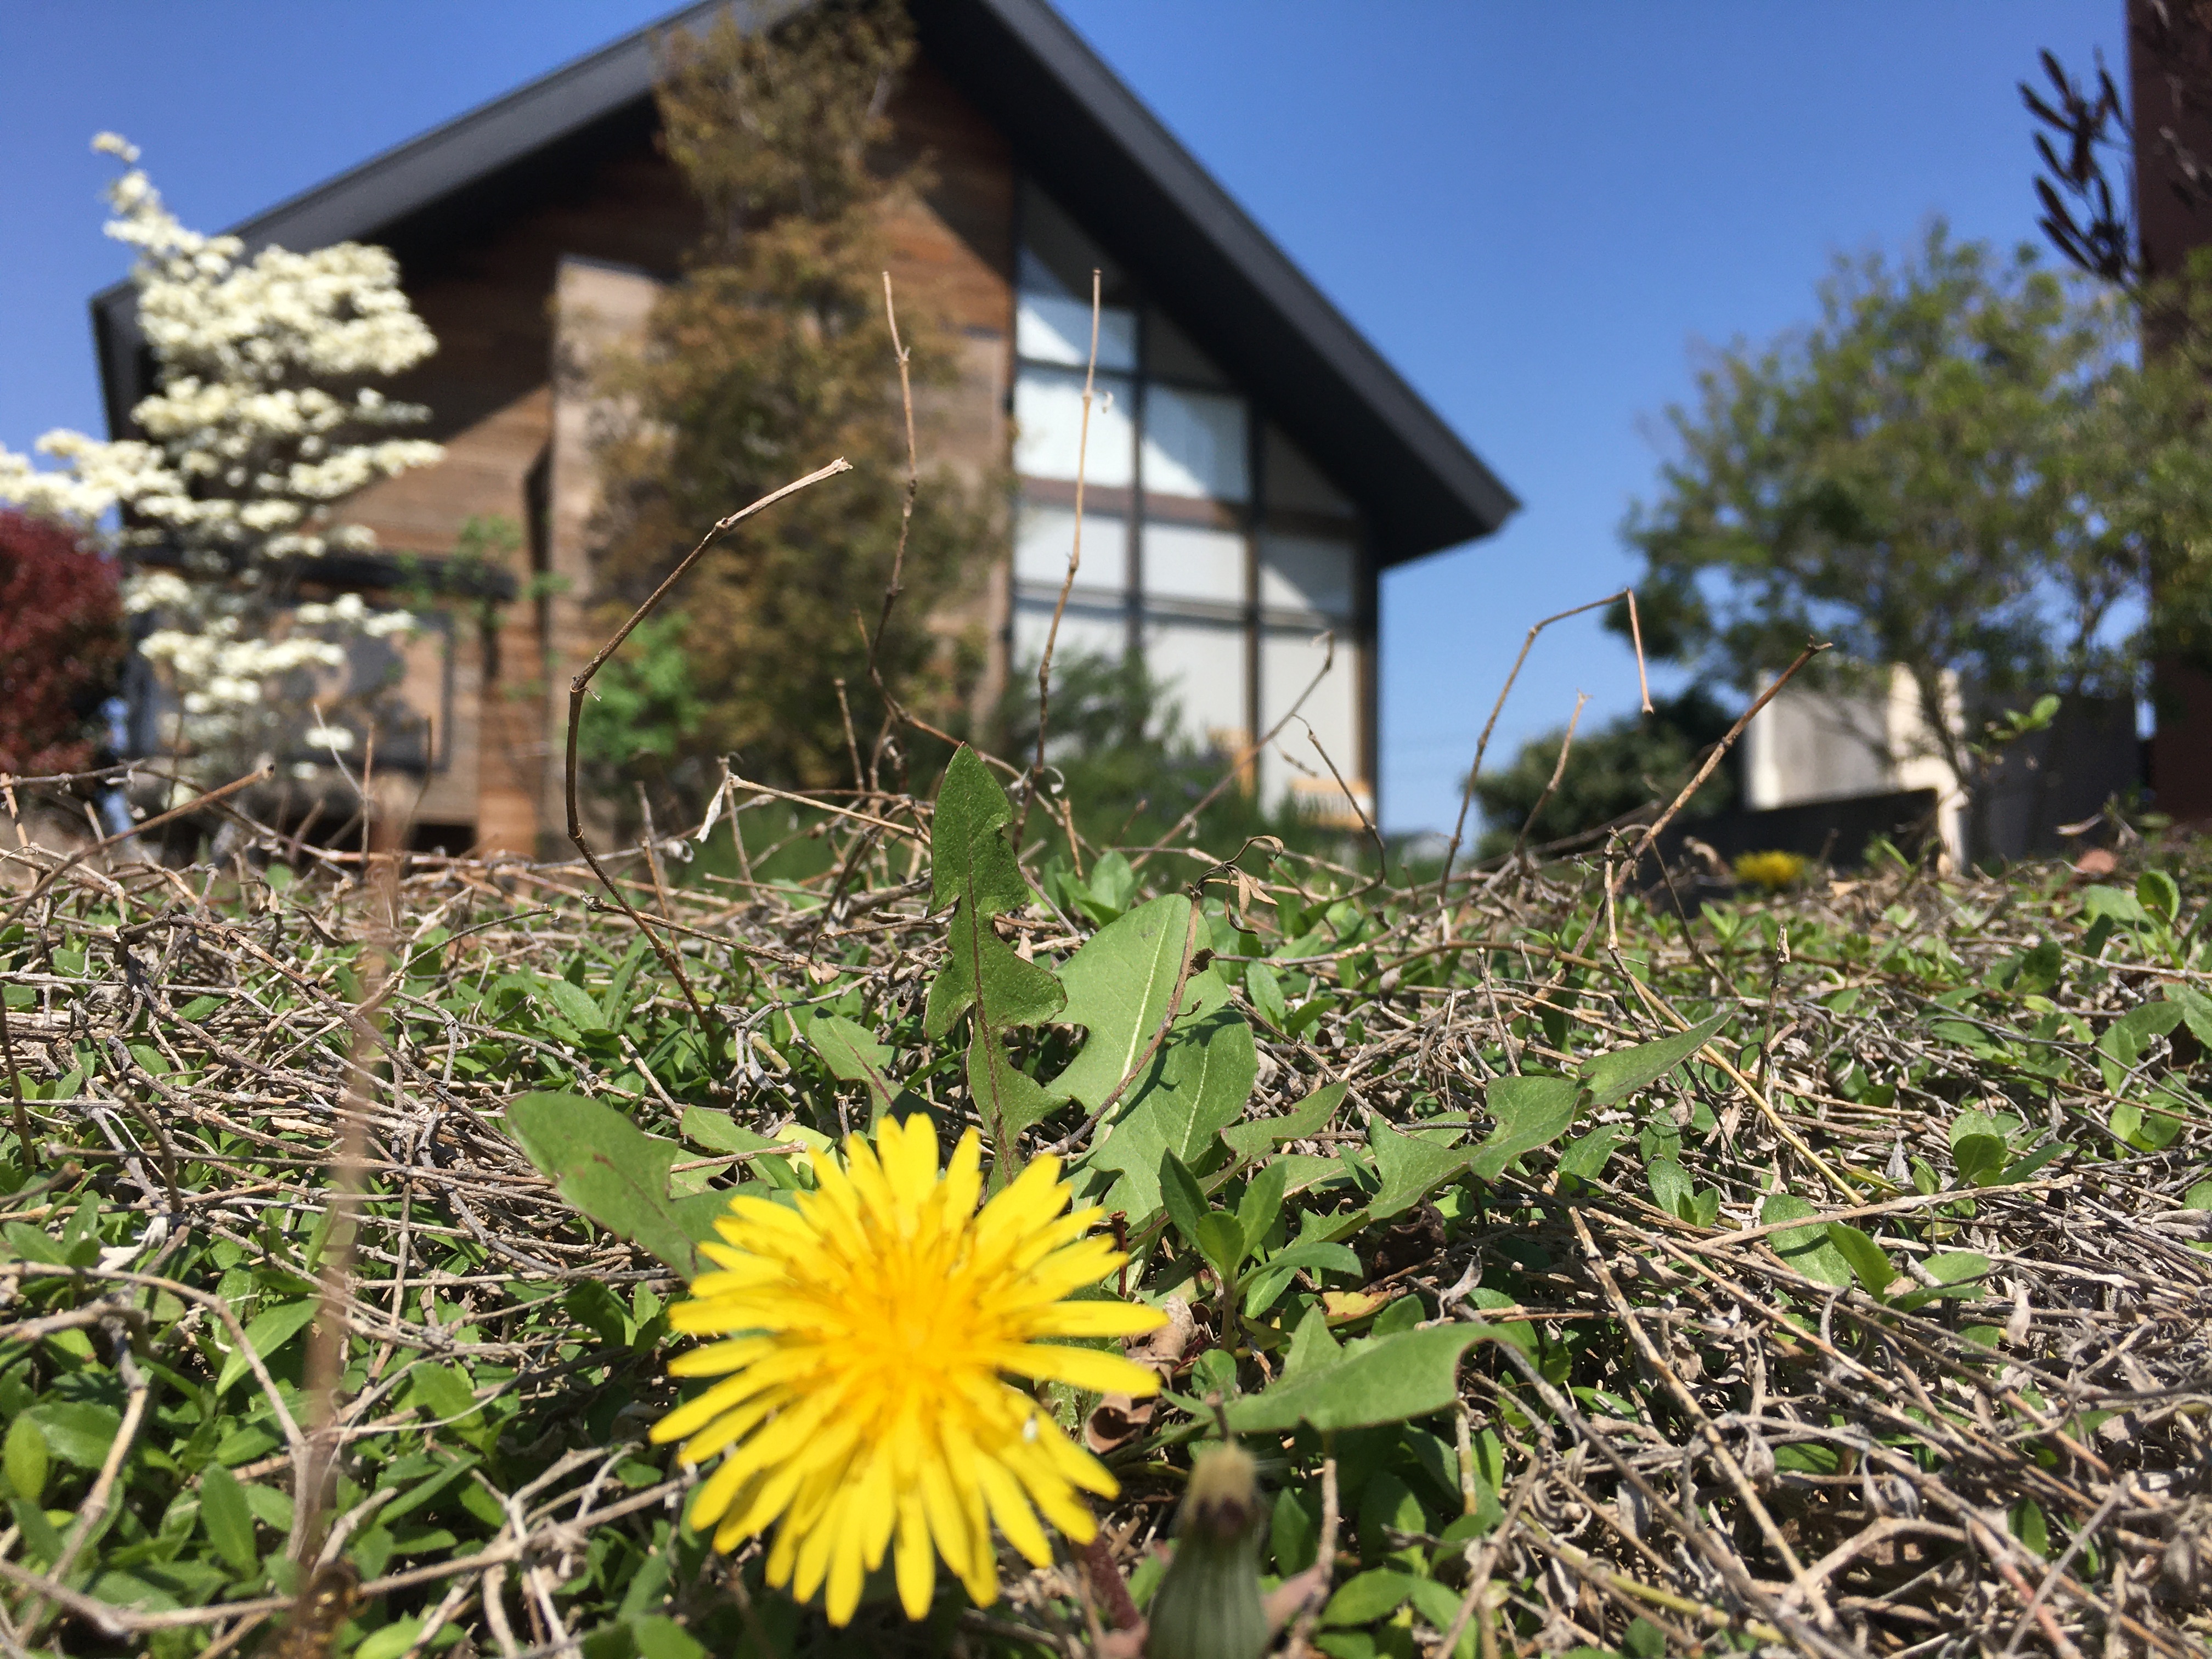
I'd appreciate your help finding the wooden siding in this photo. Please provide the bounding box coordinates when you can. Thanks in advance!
[334,46,1018,849]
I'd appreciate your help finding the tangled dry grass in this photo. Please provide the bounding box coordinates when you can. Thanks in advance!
[4,762,2212,1659]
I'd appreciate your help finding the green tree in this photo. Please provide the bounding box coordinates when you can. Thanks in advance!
[593,1,990,791]
[1472,689,1735,860]
[1612,225,2212,841]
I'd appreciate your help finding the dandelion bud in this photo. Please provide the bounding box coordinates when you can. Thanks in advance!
[1145,1442,1267,1659]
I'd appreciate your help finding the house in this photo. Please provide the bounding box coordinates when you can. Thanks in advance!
[90,0,1515,853]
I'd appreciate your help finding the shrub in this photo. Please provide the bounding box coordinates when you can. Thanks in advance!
[0,509,123,775]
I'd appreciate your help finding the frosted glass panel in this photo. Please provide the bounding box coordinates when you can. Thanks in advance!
[1014,366,1134,487]
[1142,386,1248,503]
[1260,533,1355,618]
[1017,294,1137,372]
[1014,597,1125,673]
[1017,505,1127,596]
[1143,522,1245,607]
[1143,612,1247,747]
[1259,626,1360,813]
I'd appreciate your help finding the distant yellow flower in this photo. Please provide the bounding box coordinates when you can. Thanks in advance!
[1734,849,1810,893]
[651,1115,1167,1626]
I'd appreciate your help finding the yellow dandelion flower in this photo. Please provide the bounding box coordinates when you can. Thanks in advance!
[651,1114,1168,1626]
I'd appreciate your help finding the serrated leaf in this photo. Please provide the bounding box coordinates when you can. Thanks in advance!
[507,1092,726,1276]
[1469,1074,1581,1180]
[1085,1009,1259,1221]
[199,1464,258,1573]
[1220,1082,1344,1161]
[966,1027,1065,1165]
[1760,1194,1853,1288]
[1225,1323,1500,1434]
[929,746,1029,917]
[1361,1119,1469,1223]
[1050,894,1223,1109]
[924,900,1065,1041]
[1580,1012,1729,1107]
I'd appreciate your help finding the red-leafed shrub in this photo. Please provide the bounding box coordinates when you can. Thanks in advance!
[0,509,125,776]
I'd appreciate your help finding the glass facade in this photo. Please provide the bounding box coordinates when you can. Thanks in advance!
[1007,182,1373,819]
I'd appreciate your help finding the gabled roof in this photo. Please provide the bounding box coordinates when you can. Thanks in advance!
[92,0,1516,564]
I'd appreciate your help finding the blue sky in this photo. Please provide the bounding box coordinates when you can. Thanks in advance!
[1,2,2120,831]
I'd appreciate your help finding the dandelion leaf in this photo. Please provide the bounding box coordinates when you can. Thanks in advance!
[1050,894,1227,1108]
[1468,1074,1582,1180]
[1579,1012,1728,1107]
[508,1091,725,1276]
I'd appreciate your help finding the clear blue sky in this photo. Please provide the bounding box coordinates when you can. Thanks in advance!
[0,2,2120,832]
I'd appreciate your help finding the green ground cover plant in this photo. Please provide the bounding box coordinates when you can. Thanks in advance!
[5,741,2212,1658]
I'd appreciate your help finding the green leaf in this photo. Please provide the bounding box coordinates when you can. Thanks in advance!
[929,746,1030,917]
[1158,1152,1209,1257]
[924,899,1065,1042]
[1579,1012,1729,1107]
[1826,1223,1895,1300]
[1469,1075,1581,1181]
[1924,1251,1991,1284]
[24,1402,121,1469]
[507,1092,726,1276]
[1256,1240,1363,1280]
[1557,1125,1627,1187]
[1646,1155,1694,1221]
[2081,884,2147,926]
[1244,960,1289,1030]
[799,1012,898,1125]
[216,1297,320,1396]
[1237,1161,1289,1251]
[3,1416,47,1505]
[2097,1000,2185,1092]
[1220,1082,1344,1161]
[1195,1212,1246,1282]
[541,978,607,1033]
[2138,869,2181,926]
[1087,1009,1259,1222]
[1759,1194,1853,1288]
[1085,850,1137,917]
[679,1107,776,1156]
[357,1621,430,1659]
[1360,1119,1469,1224]
[2174,987,2212,1052]
[965,1027,1066,1160]
[1050,895,1223,1109]
[199,1464,258,1574]
[1226,1323,1500,1434]
[1321,1569,1421,1627]
[1952,1133,2008,1187]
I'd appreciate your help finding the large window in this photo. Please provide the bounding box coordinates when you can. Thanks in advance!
[1008,182,1373,817]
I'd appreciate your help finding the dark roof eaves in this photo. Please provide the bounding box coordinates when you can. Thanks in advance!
[961,0,1519,546]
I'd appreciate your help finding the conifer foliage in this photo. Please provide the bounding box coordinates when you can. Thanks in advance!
[594,1,990,790]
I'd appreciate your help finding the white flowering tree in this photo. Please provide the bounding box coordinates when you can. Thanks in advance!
[0,135,443,783]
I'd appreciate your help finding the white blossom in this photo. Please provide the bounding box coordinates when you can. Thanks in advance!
[0,137,444,774]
